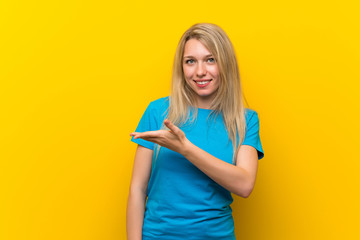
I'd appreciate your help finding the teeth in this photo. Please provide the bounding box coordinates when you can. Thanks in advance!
[196,80,210,85]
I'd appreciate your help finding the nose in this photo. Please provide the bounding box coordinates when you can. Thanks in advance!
[196,62,207,77]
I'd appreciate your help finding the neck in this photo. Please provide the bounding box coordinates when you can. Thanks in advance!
[195,97,214,109]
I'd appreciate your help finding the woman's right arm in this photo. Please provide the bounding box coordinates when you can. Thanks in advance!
[126,145,153,240]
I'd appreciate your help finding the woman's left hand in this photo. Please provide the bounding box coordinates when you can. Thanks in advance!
[130,119,189,155]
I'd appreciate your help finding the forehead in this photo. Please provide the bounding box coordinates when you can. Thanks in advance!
[183,39,212,57]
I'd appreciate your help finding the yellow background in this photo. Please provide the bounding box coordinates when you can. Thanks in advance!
[1,0,359,239]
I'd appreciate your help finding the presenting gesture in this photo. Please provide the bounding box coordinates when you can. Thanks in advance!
[130,119,190,155]
[127,23,264,240]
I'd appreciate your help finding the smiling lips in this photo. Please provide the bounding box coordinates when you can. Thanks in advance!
[193,79,212,88]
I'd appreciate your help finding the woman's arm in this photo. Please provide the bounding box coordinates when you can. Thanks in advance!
[130,120,259,198]
[126,145,153,240]
[182,142,258,197]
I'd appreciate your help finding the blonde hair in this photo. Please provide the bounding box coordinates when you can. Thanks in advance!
[159,23,247,164]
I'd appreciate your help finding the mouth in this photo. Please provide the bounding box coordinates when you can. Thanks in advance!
[193,79,212,88]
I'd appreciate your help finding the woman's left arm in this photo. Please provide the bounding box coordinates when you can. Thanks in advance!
[182,141,258,198]
[130,119,259,198]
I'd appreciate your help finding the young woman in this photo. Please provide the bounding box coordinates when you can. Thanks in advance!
[127,23,264,240]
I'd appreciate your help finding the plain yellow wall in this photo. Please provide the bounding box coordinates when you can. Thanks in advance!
[1,0,359,239]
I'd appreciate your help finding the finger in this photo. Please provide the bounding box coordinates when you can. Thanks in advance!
[131,133,141,139]
[130,132,149,139]
[133,135,165,147]
[130,132,141,139]
[164,119,180,133]
[133,130,162,139]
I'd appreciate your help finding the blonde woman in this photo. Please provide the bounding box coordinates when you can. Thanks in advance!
[127,23,264,240]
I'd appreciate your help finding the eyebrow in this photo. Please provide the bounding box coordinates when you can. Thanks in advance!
[183,54,213,58]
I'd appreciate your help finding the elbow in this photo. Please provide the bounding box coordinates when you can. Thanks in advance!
[235,189,253,198]
[240,189,253,198]
[234,182,255,198]
[128,184,147,200]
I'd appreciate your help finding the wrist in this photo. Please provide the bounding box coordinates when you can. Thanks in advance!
[181,139,193,158]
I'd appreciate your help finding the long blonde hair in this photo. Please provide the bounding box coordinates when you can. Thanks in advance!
[159,23,247,164]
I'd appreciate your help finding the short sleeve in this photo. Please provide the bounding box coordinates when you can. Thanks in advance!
[242,111,264,160]
[131,102,160,150]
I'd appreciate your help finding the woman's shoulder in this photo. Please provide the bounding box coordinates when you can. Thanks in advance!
[148,96,169,109]
[145,96,170,119]
[244,107,257,114]
[244,108,259,123]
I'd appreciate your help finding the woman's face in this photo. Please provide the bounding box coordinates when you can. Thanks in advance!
[183,38,220,108]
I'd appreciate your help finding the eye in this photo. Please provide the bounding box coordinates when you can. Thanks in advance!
[207,58,215,63]
[185,59,195,64]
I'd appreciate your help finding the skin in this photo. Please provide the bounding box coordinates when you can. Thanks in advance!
[183,39,220,109]
[126,145,152,240]
[126,39,259,240]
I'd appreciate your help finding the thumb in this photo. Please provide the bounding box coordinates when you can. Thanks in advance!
[164,119,179,133]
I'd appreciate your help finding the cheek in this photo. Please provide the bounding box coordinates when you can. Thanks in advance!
[183,66,193,80]
[210,66,219,78]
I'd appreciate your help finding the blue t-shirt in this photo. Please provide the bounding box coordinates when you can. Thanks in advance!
[131,97,264,240]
